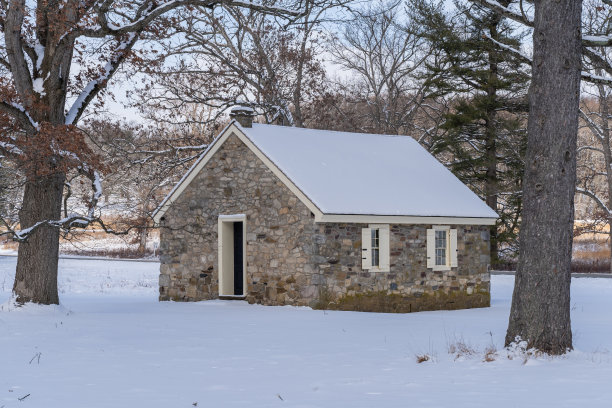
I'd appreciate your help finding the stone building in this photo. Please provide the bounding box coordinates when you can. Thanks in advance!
[153,109,498,313]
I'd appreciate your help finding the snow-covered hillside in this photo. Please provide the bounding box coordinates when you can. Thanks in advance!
[1,257,612,407]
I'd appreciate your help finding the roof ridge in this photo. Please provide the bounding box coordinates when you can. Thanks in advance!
[248,123,412,139]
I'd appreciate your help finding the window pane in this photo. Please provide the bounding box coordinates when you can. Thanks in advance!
[372,248,379,267]
[371,229,379,267]
[435,230,447,266]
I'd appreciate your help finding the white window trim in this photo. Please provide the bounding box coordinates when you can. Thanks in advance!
[362,224,390,272]
[427,225,457,271]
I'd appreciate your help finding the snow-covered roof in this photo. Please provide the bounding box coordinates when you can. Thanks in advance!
[240,124,497,219]
[153,122,498,224]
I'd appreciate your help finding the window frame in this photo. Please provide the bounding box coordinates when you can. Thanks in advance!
[371,228,380,267]
[435,229,449,267]
[362,224,390,272]
[427,225,457,271]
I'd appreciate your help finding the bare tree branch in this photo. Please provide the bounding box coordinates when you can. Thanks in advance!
[0,101,38,131]
[65,32,140,125]
[576,187,611,214]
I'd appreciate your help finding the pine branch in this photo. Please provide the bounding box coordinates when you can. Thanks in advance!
[472,0,612,48]
[482,33,612,85]
[468,0,533,27]
[482,32,531,64]
[584,35,612,47]
[583,47,612,79]
[582,71,612,85]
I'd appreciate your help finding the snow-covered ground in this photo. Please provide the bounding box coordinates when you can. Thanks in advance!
[1,257,612,407]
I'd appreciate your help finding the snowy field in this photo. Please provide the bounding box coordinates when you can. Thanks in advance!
[2,257,612,407]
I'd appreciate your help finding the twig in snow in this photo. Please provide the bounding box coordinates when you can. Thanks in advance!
[277,394,284,401]
[18,394,30,401]
[29,352,41,364]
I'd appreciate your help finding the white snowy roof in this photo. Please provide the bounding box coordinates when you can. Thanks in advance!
[241,123,498,219]
[153,122,498,224]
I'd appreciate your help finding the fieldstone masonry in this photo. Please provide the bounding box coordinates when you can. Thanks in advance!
[159,132,491,312]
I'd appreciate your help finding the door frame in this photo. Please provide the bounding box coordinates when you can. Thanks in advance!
[217,214,247,298]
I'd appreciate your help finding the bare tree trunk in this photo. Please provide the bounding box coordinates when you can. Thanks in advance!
[12,173,65,304]
[138,227,147,256]
[505,0,582,354]
[485,18,500,264]
[485,130,498,263]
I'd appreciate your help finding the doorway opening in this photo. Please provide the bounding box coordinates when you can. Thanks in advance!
[218,215,246,298]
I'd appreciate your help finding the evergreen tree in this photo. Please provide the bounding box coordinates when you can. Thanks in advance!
[412,0,530,264]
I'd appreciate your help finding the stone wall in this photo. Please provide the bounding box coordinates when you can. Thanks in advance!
[311,223,490,312]
[159,132,317,303]
[159,131,490,312]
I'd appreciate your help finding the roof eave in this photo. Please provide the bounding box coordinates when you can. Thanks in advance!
[315,213,497,225]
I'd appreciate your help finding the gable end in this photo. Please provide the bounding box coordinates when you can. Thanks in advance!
[153,123,323,224]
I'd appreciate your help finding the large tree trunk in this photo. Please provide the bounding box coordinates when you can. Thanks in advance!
[485,16,501,265]
[485,135,498,264]
[504,0,582,354]
[12,172,65,305]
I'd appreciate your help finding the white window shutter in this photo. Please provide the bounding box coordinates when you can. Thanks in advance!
[379,226,390,271]
[426,228,435,268]
[450,229,458,267]
[361,227,372,270]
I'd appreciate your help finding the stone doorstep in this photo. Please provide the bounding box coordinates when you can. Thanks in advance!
[218,295,247,300]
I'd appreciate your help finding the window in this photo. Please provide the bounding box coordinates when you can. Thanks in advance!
[362,224,389,271]
[371,228,380,267]
[435,230,447,266]
[427,226,458,270]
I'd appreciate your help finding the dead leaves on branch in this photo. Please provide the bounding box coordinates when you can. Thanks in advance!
[0,123,107,179]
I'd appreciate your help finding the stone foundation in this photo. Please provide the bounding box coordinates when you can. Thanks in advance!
[314,286,490,313]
